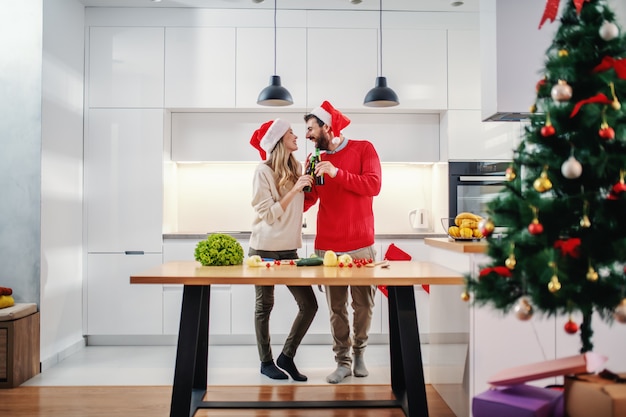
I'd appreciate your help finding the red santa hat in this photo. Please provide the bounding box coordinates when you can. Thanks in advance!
[249,118,291,160]
[310,100,351,143]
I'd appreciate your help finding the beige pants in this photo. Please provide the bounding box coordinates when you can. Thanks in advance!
[316,246,377,368]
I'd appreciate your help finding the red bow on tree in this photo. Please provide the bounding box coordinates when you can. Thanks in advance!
[570,93,613,118]
[554,237,582,258]
[539,0,590,29]
[479,266,513,278]
[593,56,626,80]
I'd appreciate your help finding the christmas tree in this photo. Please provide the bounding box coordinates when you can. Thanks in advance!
[465,0,626,354]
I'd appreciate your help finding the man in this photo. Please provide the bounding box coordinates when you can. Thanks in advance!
[303,101,382,384]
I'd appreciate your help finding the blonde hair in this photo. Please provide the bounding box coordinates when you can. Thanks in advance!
[265,139,300,192]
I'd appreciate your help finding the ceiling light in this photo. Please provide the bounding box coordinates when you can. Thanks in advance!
[257,0,293,106]
[350,0,363,4]
[451,1,464,7]
[364,0,399,107]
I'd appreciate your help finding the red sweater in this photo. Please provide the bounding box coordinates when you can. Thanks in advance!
[304,140,382,252]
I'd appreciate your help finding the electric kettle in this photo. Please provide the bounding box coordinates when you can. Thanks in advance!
[408,208,430,230]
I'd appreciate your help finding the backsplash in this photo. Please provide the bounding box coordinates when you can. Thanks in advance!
[163,162,449,235]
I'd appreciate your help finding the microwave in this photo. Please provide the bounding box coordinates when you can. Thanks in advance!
[448,161,510,219]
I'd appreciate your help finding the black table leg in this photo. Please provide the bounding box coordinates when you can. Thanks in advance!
[387,285,429,417]
[170,285,210,417]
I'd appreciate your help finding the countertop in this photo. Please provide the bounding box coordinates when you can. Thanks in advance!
[164,232,448,240]
[424,237,487,254]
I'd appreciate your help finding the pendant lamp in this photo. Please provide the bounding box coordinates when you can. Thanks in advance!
[257,0,293,106]
[364,0,399,107]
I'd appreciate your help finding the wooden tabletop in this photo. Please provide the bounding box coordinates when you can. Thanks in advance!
[424,237,488,254]
[130,261,465,286]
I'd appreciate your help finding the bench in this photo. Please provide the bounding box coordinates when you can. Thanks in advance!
[0,303,40,388]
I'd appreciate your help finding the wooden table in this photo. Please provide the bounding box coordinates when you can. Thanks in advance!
[130,260,464,417]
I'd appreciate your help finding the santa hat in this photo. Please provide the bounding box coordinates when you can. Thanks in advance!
[249,118,291,160]
[310,101,350,144]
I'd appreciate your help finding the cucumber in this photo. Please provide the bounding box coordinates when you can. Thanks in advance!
[296,257,324,266]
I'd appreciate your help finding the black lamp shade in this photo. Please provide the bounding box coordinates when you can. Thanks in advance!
[364,76,399,107]
[257,75,293,106]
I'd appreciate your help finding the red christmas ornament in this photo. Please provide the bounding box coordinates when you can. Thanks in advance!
[528,219,544,235]
[541,125,556,137]
[564,319,579,334]
[536,77,547,92]
[599,125,615,140]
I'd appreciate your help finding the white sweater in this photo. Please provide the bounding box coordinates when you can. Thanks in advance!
[249,163,304,252]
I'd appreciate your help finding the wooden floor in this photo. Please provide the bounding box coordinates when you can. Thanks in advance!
[0,384,457,417]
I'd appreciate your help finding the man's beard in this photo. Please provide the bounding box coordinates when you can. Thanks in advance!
[315,129,331,151]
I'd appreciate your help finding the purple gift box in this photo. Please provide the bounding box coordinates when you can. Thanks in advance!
[473,384,564,417]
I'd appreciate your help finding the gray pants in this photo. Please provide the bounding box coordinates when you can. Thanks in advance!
[249,248,318,363]
[316,246,377,368]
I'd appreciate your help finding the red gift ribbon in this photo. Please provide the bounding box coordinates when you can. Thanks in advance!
[479,266,512,278]
[593,56,626,80]
[570,93,613,118]
[554,237,581,258]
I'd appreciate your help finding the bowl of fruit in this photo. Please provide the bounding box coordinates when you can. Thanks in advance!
[441,212,484,241]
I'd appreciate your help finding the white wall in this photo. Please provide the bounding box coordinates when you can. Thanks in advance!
[0,2,42,304]
[41,0,86,367]
[166,163,446,235]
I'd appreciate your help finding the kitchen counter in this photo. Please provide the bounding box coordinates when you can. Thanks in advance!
[164,232,448,240]
[424,237,487,254]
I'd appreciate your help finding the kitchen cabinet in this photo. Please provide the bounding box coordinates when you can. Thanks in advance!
[170,112,309,162]
[341,113,440,163]
[164,28,236,108]
[384,29,448,110]
[447,30,481,110]
[87,253,163,335]
[307,28,377,109]
[442,110,520,161]
[88,27,164,108]
[85,109,163,253]
[235,27,307,108]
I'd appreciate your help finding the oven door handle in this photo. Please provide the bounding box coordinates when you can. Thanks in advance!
[459,176,508,182]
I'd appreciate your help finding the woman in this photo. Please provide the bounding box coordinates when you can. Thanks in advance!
[248,119,317,381]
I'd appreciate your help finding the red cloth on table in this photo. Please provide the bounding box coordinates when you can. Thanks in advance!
[380,244,430,295]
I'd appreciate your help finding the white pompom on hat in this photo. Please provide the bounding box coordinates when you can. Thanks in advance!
[249,118,291,160]
[310,100,351,144]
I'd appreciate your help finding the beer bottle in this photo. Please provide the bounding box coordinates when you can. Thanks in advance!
[303,154,315,192]
[315,148,324,186]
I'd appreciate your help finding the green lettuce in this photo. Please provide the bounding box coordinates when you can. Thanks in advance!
[194,233,244,266]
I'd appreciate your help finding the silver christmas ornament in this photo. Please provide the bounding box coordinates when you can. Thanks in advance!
[599,21,619,41]
[514,297,534,321]
[561,156,582,179]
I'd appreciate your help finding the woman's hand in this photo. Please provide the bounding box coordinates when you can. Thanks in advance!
[295,174,314,192]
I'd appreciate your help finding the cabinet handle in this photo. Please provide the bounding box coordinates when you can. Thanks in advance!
[124,251,145,255]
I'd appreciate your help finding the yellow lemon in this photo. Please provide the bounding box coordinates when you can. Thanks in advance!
[323,250,338,267]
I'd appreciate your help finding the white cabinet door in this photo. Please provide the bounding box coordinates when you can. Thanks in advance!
[85,109,163,253]
[307,28,377,109]
[236,27,307,108]
[164,28,236,108]
[384,29,448,110]
[341,113,439,162]
[88,27,164,108]
[162,285,232,336]
[170,112,308,162]
[447,30,481,110]
[443,110,520,161]
[87,253,163,335]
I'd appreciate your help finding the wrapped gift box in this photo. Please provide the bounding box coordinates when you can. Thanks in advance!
[564,372,626,417]
[473,384,563,417]
[473,352,607,417]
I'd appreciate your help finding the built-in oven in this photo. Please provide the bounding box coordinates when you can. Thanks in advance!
[448,161,510,219]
